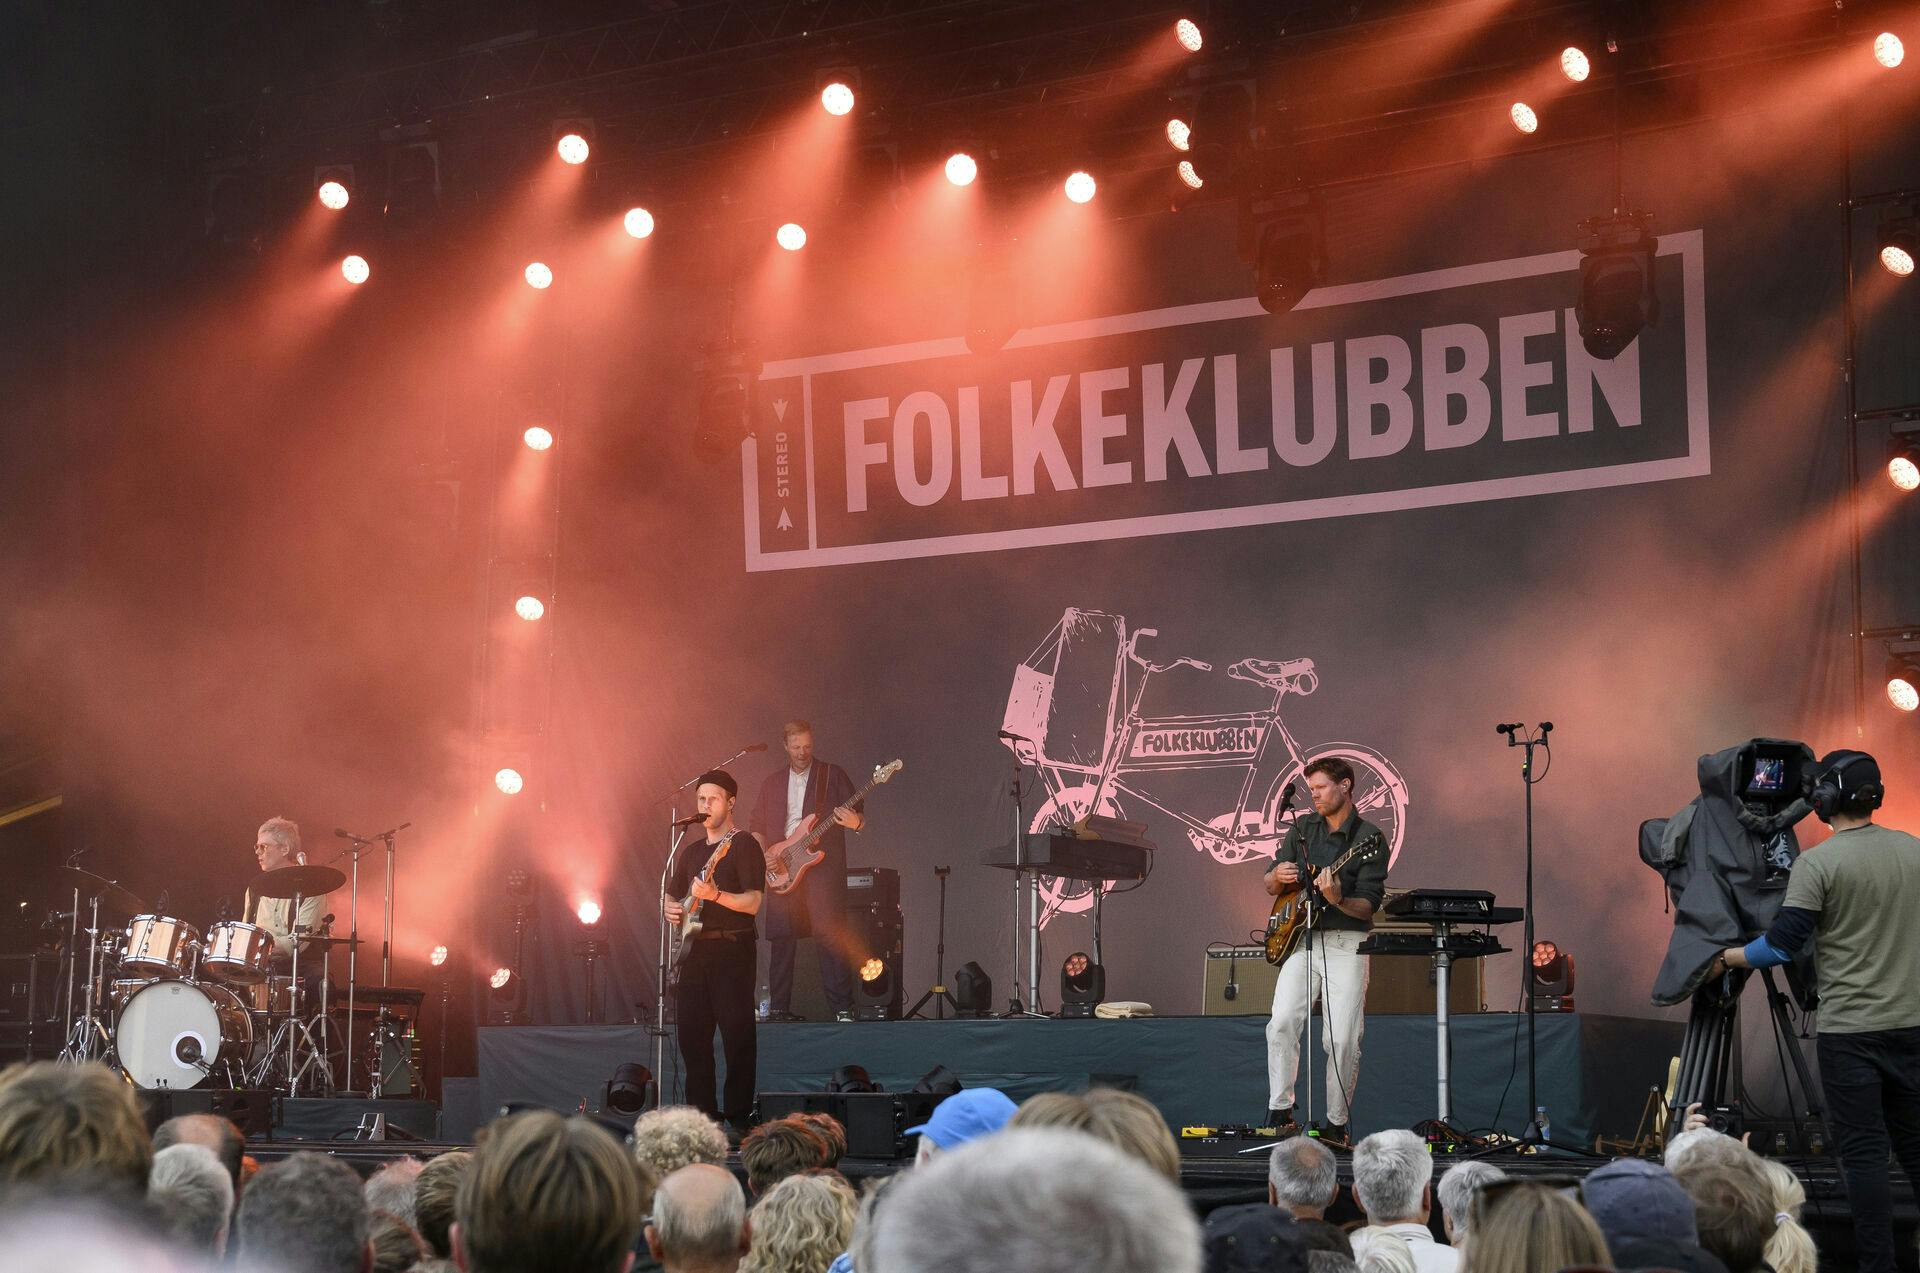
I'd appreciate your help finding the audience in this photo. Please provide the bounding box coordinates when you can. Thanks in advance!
[1349,1129,1455,1273]
[1005,1088,1181,1181]
[869,1127,1202,1273]
[827,1171,903,1273]
[148,1143,235,1257]
[1295,1220,1357,1256]
[234,1151,371,1273]
[453,1108,646,1273]
[413,1149,473,1260]
[1462,1181,1612,1273]
[1664,1126,1750,1173]
[1758,1157,1817,1273]
[1268,1136,1340,1220]
[1432,1161,1503,1255]
[1674,1158,1779,1273]
[1203,1202,1308,1273]
[362,1155,425,1226]
[740,1117,832,1196]
[740,1172,856,1273]
[0,1060,151,1194]
[901,1086,1016,1165]
[1581,1156,1727,1273]
[368,1211,428,1273]
[795,1113,847,1168]
[152,1113,247,1198]
[1308,1254,1360,1273]
[648,1162,752,1273]
[1348,1226,1417,1273]
[636,1107,733,1178]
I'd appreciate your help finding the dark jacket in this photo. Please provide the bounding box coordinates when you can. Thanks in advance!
[750,761,857,941]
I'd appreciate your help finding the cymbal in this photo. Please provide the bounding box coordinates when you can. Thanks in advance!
[50,867,146,920]
[253,864,346,899]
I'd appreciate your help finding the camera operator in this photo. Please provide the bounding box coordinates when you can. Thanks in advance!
[1709,749,1920,1273]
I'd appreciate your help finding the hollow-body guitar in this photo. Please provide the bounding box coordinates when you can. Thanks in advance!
[1263,828,1386,966]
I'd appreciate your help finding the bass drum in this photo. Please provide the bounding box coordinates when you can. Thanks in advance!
[116,979,253,1089]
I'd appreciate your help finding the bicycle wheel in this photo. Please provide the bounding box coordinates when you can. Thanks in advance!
[1260,743,1411,869]
[1026,782,1125,925]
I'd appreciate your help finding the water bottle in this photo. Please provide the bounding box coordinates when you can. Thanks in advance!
[758,984,771,1021]
[1535,1105,1552,1146]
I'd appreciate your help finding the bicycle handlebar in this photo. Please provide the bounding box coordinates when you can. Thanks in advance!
[1127,628,1213,675]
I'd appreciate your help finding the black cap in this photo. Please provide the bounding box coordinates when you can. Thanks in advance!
[1817,750,1881,794]
[1203,1204,1308,1273]
[695,769,738,798]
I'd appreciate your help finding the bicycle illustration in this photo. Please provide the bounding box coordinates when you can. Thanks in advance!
[1000,608,1411,925]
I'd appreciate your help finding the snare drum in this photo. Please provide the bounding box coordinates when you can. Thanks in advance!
[202,921,274,984]
[116,979,253,1089]
[122,915,201,977]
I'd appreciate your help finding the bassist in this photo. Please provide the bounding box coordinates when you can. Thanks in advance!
[1261,757,1387,1143]
[662,770,765,1132]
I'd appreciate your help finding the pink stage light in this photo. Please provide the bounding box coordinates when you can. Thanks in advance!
[576,899,603,926]
[317,181,350,210]
[1166,118,1191,151]
[624,207,655,239]
[1883,244,1916,277]
[341,255,370,285]
[776,222,807,251]
[514,595,546,621]
[494,768,525,795]
[1561,47,1592,82]
[525,262,554,289]
[429,945,449,968]
[1175,18,1203,53]
[821,82,855,116]
[1064,171,1096,204]
[945,153,978,186]
[1177,160,1203,190]
[1890,454,1920,492]
[490,967,513,990]
[557,133,590,164]
[523,426,554,451]
[1889,675,1919,713]
[1874,32,1905,69]
[1510,102,1540,134]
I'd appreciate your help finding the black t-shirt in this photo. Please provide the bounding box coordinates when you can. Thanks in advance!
[667,830,768,937]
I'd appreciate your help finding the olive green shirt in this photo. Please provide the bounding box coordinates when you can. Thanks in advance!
[1784,823,1920,1034]
[1273,810,1389,933]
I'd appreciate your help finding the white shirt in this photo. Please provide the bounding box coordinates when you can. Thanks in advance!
[1361,1223,1459,1273]
[785,765,812,838]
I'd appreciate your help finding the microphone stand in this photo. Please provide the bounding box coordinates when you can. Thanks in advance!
[337,821,411,1092]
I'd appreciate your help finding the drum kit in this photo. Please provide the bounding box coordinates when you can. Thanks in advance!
[52,861,419,1095]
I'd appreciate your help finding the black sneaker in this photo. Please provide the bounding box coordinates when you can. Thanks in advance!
[1265,1108,1300,1136]
[1311,1120,1350,1148]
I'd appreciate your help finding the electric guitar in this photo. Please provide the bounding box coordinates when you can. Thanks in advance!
[764,760,904,894]
[1263,828,1386,966]
[671,830,739,966]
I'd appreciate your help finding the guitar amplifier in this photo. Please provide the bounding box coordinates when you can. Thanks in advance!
[1201,930,1486,1016]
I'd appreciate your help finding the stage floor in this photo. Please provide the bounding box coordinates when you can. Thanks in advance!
[477,1011,1682,1145]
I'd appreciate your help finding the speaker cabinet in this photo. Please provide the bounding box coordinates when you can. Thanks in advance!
[1202,932,1485,1016]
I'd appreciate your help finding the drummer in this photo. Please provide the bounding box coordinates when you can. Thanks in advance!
[247,817,330,959]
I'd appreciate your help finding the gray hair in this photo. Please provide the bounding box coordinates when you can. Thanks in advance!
[1308,1253,1360,1273]
[363,1156,424,1226]
[235,1151,370,1273]
[650,1163,747,1266]
[1349,1226,1417,1273]
[871,1127,1201,1273]
[149,1144,234,1255]
[1664,1127,1750,1173]
[258,817,302,858]
[1435,1160,1506,1238]
[632,1105,730,1177]
[1269,1136,1338,1210]
[1351,1129,1432,1223]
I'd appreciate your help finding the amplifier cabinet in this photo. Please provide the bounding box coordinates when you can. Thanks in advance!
[1201,931,1486,1017]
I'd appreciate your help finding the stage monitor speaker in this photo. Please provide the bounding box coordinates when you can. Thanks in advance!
[1202,936,1485,1016]
[140,1087,274,1140]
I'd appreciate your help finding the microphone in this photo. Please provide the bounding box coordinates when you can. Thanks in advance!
[673,814,707,827]
[745,743,769,753]
[215,896,233,922]
[154,889,171,913]
[1496,723,1522,736]
[1540,721,1554,735]
[1224,949,1239,1001]
[1275,781,1297,816]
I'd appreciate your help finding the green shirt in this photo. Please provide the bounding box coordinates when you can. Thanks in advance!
[1783,823,1920,1034]
[1273,809,1389,933]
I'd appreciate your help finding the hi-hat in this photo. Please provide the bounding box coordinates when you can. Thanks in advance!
[50,867,146,921]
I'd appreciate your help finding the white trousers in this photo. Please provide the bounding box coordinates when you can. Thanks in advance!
[1265,928,1369,1125]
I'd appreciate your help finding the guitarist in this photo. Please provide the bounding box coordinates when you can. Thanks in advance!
[1261,757,1388,1144]
[662,769,766,1132]
[749,720,866,1022]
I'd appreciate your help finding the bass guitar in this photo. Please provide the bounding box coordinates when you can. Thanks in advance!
[672,830,739,967]
[1264,827,1386,966]
[764,760,904,895]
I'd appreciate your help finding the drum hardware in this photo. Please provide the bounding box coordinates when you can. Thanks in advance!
[52,866,148,1066]
[334,822,411,1095]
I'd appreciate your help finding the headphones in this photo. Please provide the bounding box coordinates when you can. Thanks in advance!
[1807,750,1885,819]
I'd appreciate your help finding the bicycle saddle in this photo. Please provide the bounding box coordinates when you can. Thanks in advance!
[1228,657,1316,689]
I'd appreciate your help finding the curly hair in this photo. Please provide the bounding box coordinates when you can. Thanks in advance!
[633,1106,730,1178]
[795,1112,847,1165]
[739,1172,856,1273]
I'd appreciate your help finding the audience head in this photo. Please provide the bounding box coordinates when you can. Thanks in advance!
[1465,1180,1611,1273]
[1267,1136,1339,1218]
[1676,1157,1779,1273]
[634,1106,731,1178]
[1348,1227,1416,1273]
[740,1117,831,1196]
[1664,1126,1750,1173]
[1434,1160,1505,1246]
[148,1143,235,1256]
[1004,1088,1180,1181]
[905,1087,1017,1164]
[1349,1129,1432,1225]
[1758,1158,1816,1273]
[1307,1254,1359,1273]
[369,1212,428,1273]
[794,1112,846,1166]
[1582,1157,1697,1248]
[413,1150,473,1259]
[235,1150,371,1273]
[739,1172,856,1273]
[0,1201,204,1273]
[1292,1220,1354,1256]
[362,1155,424,1226]
[845,1171,905,1273]
[647,1162,751,1273]
[870,1127,1202,1273]
[0,1060,151,1195]
[454,1108,646,1273]
[152,1113,246,1194]
[1203,1202,1308,1273]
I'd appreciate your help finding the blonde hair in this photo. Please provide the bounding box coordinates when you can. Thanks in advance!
[414,1150,473,1258]
[783,720,814,740]
[455,1110,645,1273]
[0,1060,151,1194]
[740,1172,856,1273]
[1006,1089,1180,1181]
[1760,1159,1817,1273]
[633,1105,730,1177]
[1464,1182,1612,1273]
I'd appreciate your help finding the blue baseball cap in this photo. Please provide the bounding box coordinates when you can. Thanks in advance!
[903,1087,1017,1149]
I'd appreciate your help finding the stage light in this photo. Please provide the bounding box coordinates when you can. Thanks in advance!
[1251,203,1324,315]
[523,426,554,451]
[953,960,994,1016]
[1059,951,1105,1018]
[525,262,553,289]
[1561,47,1591,82]
[606,1062,654,1115]
[1874,32,1904,69]
[1879,211,1917,277]
[341,255,370,285]
[494,767,525,795]
[514,595,546,621]
[945,153,978,186]
[577,899,602,926]
[1888,655,1920,712]
[1531,939,1576,1010]
[1890,438,1920,492]
[557,133,590,165]
[856,955,897,1021]
[776,222,807,251]
[1885,244,1917,276]
[490,967,513,991]
[1177,160,1204,190]
[1510,102,1539,134]
[1064,171,1096,204]
[1576,210,1659,360]
[1175,18,1204,52]
[317,181,350,210]
[430,945,449,968]
[1166,118,1191,151]
[821,82,855,116]
[624,207,655,239]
